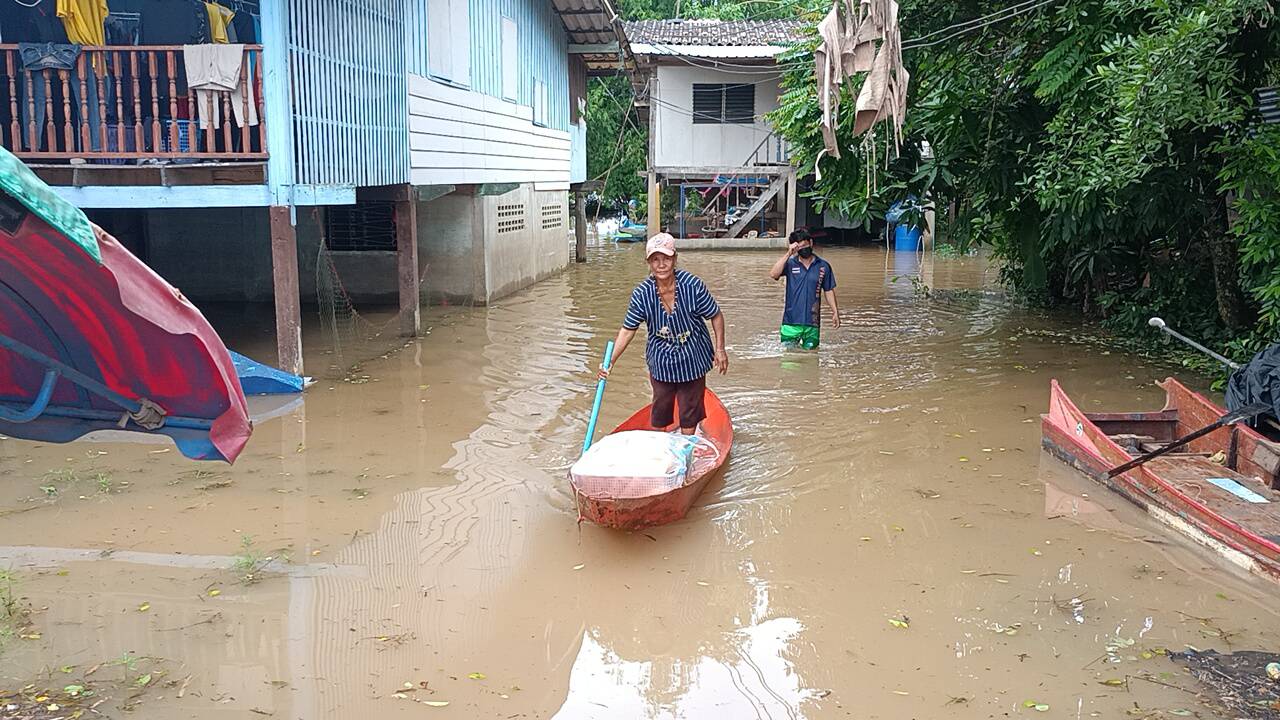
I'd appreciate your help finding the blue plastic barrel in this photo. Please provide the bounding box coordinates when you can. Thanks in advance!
[894,223,922,251]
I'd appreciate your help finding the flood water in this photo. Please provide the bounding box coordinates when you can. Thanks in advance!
[2,245,1278,719]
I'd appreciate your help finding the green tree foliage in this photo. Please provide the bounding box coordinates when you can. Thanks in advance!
[771,0,1279,353]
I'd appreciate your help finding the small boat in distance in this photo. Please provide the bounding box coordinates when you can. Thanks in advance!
[572,389,733,530]
[1042,378,1280,584]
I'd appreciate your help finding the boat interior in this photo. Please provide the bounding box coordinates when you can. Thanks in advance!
[1087,408,1280,545]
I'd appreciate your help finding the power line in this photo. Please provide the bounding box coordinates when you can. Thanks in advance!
[903,0,1059,49]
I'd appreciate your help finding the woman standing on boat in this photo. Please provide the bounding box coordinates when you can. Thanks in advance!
[599,233,728,435]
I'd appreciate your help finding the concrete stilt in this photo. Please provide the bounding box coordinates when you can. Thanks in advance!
[269,205,303,376]
[395,195,421,336]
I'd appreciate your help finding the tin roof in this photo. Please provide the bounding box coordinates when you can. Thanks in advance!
[623,19,808,48]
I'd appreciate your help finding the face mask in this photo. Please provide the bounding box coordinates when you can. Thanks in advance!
[797,246,814,259]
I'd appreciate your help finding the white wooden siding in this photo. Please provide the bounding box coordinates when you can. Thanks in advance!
[653,65,781,169]
[408,74,571,185]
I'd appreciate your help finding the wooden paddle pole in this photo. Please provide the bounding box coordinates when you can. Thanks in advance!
[582,341,615,454]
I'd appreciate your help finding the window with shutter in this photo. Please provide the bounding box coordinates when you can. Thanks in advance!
[691,83,755,124]
[427,0,471,85]
[692,83,723,124]
[723,84,754,124]
[501,17,518,101]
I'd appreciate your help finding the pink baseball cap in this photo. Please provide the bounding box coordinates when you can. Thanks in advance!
[646,233,676,258]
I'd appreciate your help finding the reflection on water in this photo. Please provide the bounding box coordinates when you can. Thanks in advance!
[0,246,1277,719]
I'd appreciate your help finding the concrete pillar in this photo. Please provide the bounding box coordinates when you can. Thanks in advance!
[269,206,303,376]
[395,196,421,336]
[574,191,587,263]
[784,170,797,238]
[646,172,660,239]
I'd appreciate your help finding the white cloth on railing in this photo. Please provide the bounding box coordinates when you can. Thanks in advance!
[182,43,258,129]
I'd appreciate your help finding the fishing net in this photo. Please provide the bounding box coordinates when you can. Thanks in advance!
[570,430,720,499]
[312,204,433,378]
[1171,649,1280,719]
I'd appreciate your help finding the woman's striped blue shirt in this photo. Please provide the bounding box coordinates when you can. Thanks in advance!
[623,269,721,383]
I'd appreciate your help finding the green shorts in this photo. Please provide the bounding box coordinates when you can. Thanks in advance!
[780,323,820,349]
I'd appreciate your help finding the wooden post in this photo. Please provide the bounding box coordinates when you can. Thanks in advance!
[395,193,421,336]
[574,190,587,262]
[784,169,797,238]
[646,172,660,239]
[269,206,303,376]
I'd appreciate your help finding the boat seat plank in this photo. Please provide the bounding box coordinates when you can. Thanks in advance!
[1144,456,1280,537]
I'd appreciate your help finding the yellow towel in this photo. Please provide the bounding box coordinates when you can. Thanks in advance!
[57,0,108,72]
[206,2,236,44]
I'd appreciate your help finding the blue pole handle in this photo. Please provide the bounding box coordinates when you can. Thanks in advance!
[582,340,615,454]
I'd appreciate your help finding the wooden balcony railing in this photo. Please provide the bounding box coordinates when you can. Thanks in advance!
[0,44,266,163]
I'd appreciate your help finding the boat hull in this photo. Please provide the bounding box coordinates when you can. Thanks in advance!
[1042,378,1280,584]
[572,388,733,530]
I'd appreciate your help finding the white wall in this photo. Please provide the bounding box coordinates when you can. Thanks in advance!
[653,65,781,169]
[408,75,572,186]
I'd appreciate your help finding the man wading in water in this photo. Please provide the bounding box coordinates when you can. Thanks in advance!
[599,233,728,435]
[768,228,840,349]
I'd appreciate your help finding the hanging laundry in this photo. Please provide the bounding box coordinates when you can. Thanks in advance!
[183,44,257,129]
[205,2,235,43]
[812,0,909,178]
[56,0,108,45]
[56,0,108,72]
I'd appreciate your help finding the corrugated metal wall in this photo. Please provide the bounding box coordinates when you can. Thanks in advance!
[406,0,570,132]
[288,0,410,187]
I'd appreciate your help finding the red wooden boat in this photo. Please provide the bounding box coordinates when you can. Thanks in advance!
[1042,378,1280,584]
[572,388,733,530]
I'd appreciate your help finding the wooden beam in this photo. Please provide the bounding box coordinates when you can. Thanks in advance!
[784,169,797,238]
[574,191,588,263]
[652,166,790,178]
[358,183,413,203]
[646,172,660,239]
[270,206,303,376]
[569,42,619,54]
[395,198,421,337]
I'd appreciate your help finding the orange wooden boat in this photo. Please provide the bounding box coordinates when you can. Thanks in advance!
[572,388,733,530]
[1042,378,1280,584]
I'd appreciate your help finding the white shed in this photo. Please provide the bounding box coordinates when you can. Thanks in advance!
[624,19,806,241]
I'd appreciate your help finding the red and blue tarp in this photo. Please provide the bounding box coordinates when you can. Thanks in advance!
[0,147,251,462]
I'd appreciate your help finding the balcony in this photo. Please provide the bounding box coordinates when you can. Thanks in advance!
[0,45,266,186]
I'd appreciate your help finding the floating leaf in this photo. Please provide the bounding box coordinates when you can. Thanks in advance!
[1100,678,1126,687]
[958,457,969,462]
[696,581,710,587]
[137,602,150,612]
[59,666,75,674]
[467,673,486,680]
[64,685,84,696]
[1215,592,1229,600]
[20,632,41,640]
[1169,710,1192,717]
[860,537,873,542]
[1140,651,1154,660]
[891,525,904,532]
[208,589,221,597]
[136,674,152,687]
[888,617,910,629]
[422,700,450,707]
[892,690,909,696]
[1022,700,1050,712]
[47,704,60,712]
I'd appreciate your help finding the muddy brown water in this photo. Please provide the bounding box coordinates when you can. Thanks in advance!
[1,246,1277,719]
